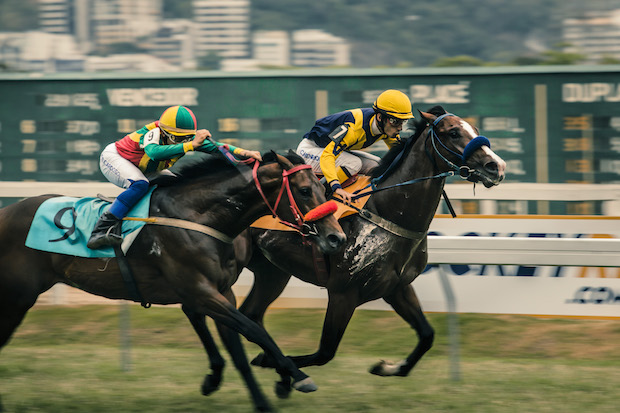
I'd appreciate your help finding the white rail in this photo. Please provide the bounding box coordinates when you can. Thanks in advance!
[427,236,620,267]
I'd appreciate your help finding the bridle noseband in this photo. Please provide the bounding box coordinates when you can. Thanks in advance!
[428,113,491,182]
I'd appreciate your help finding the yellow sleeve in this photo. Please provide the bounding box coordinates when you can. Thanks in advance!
[319,141,340,187]
[319,127,360,188]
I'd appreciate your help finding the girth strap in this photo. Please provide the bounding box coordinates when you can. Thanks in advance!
[113,245,151,308]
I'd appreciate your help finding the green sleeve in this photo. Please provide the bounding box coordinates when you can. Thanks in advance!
[143,143,187,161]
[195,140,238,154]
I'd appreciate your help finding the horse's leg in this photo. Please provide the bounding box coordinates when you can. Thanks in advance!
[211,289,275,411]
[185,288,317,394]
[370,283,434,377]
[251,289,358,369]
[290,289,358,367]
[239,248,292,328]
[0,303,31,349]
[181,305,226,396]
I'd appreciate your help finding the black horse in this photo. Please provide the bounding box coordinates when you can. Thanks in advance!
[0,151,346,412]
[234,107,506,378]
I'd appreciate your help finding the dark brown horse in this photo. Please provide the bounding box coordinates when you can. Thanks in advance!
[235,107,506,379]
[0,151,346,412]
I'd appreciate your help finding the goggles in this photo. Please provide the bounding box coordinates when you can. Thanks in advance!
[387,117,408,127]
[161,128,194,143]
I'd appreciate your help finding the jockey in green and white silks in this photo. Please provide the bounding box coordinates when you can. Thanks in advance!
[87,105,262,249]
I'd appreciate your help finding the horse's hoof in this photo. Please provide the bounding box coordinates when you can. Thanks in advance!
[201,374,221,396]
[251,352,276,368]
[292,377,318,393]
[275,380,292,399]
[369,360,405,376]
[251,352,265,366]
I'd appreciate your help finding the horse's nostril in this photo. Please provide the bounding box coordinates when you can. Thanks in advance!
[328,233,346,249]
[485,161,498,172]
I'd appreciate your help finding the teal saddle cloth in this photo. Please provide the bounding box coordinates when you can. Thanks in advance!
[25,187,155,258]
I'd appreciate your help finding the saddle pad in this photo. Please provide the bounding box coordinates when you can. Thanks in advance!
[25,187,155,258]
[251,176,372,232]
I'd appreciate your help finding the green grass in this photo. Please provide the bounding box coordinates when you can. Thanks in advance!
[1,305,619,412]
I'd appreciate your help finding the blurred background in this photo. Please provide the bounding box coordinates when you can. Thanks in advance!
[1,0,619,309]
[1,1,620,211]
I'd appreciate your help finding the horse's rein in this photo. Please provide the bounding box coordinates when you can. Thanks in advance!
[251,159,337,236]
[348,114,492,203]
[427,113,491,182]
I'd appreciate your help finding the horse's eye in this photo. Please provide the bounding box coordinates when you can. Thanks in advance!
[299,187,312,198]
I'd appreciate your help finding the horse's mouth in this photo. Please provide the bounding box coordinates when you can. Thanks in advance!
[469,171,504,188]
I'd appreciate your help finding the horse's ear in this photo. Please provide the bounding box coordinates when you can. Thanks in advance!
[275,152,294,170]
[418,109,437,125]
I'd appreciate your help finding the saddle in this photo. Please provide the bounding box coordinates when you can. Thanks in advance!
[25,189,155,258]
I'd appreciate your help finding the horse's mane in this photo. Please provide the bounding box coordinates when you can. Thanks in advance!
[370,105,447,179]
[151,150,305,187]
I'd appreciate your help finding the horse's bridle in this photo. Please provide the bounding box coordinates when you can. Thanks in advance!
[427,113,491,182]
[251,159,336,236]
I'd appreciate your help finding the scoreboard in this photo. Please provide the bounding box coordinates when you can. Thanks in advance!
[1,66,620,198]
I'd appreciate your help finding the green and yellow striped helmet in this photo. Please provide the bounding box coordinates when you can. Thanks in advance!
[159,105,197,137]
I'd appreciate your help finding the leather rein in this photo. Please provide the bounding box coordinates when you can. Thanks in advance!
[335,113,493,238]
[127,159,327,243]
[251,159,323,236]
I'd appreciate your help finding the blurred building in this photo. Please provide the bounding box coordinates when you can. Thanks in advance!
[149,19,196,70]
[90,0,162,49]
[253,30,290,67]
[84,53,178,72]
[0,31,83,72]
[193,0,250,60]
[563,9,620,63]
[14,0,353,73]
[291,29,350,67]
[39,0,72,34]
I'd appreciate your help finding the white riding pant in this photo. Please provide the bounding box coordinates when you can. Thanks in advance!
[296,138,381,177]
[99,143,147,189]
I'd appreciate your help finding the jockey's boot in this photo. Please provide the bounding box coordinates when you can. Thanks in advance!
[87,211,123,249]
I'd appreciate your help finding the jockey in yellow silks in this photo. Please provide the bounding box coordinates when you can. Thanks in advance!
[296,89,414,204]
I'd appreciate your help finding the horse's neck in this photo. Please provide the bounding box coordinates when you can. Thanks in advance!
[152,175,270,237]
[367,137,445,232]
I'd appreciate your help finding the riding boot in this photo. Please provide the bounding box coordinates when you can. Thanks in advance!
[87,211,123,249]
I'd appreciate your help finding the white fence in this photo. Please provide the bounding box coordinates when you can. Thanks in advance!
[2,182,619,318]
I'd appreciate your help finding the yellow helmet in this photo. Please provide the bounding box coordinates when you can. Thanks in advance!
[373,90,414,119]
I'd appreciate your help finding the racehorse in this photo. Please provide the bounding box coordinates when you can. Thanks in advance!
[234,106,506,378]
[0,151,346,413]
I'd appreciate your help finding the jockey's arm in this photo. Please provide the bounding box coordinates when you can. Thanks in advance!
[143,142,192,161]
[319,141,355,204]
[193,140,261,161]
